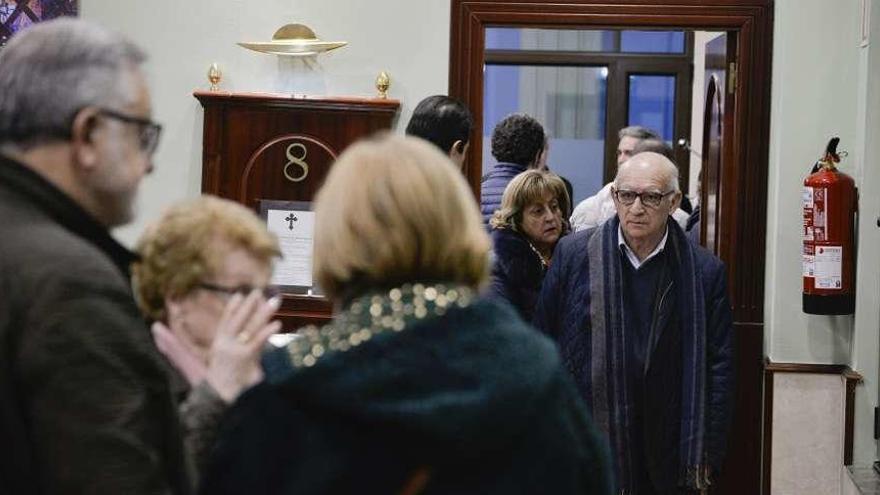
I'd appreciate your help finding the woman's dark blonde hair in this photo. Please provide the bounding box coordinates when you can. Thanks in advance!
[132,196,281,321]
[489,170,570,233]
[313,134,490,301]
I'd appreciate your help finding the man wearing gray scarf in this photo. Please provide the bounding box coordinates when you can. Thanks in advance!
[535,152,734,495]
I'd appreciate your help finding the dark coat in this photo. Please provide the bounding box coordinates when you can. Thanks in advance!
[488,228,546,322]
[534,226,734,492]
[480,162,528,225]
[0,154,190,494]
[202,289,613,495]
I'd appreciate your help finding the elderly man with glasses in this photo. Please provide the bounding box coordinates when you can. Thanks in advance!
[0,20,280,493]
[0,19,184,494]
[534,151,734,495]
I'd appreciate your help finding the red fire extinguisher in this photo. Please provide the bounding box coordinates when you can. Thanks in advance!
[803,137,857,315]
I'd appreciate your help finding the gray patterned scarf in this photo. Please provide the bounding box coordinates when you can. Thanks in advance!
[586,217,709,492]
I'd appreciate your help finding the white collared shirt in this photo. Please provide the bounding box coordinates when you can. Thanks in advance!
[617,225,668,270]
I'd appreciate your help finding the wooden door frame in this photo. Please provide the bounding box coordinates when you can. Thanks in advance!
[450,0,772,319]
[449,1,773,493]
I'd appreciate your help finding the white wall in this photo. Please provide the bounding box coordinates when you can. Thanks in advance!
[765,0,861,364]
[766,0,880,465]
[851,0,880,465]
[81,0,451,246]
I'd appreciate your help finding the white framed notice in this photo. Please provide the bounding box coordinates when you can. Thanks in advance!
[260,200,320,295]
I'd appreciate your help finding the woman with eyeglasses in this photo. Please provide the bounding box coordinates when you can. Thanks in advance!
[487,169,570,322]
[200,135,611,495]
[131,195,282,488]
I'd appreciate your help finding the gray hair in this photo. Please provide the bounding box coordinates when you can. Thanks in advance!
[618,125,661,142]
[632,138,674,161]
[0,18,146,150]
[615,151,680,193]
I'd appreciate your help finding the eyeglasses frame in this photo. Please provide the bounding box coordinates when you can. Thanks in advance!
[95,107,163,156]
[610,187,677,209]
[197,282,281,300]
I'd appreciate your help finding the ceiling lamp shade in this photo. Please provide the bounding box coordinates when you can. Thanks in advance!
[238,23,347,57]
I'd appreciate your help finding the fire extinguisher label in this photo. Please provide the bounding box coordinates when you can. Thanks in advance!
[814,245,843,289]
[803,255,815,277]
[803,244,815,277]
[803,186,828,241]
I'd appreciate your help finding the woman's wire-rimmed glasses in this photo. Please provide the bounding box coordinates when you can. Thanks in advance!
[197,282,281,300]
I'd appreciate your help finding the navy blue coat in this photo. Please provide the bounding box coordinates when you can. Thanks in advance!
[533,227,734,490]
[480,162,528,226]
[488,228,546,323]
[202,294,613,495]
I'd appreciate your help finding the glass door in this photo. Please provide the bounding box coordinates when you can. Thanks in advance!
[483,27,694,199]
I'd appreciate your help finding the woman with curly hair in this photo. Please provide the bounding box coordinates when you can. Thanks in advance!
[488,169,570,321]
[132,195,282,486]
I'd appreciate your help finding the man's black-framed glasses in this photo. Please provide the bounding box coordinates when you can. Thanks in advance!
[611,188,675,208]
[197,282,281,300]
[96,108,162,156]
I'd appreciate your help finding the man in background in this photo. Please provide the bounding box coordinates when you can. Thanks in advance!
[405,94,473,169]
[571,126,689,232]
[480,113,548,225]
[0,19,189,494]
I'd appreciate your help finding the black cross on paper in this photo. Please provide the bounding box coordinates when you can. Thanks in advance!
[285,213,298,230]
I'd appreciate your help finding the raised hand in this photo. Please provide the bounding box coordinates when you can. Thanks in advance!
[206,291,282,403]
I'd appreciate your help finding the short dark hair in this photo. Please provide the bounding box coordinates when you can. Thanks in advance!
[618,125,661,142]
[632,138,675,161]
[490,113,545,166]
[405,95,473,154]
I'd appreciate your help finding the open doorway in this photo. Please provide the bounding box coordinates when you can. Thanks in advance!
[450,1,772,493]
[480,27,705,222]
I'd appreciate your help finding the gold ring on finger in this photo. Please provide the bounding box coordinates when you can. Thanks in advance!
[236,332,252,344]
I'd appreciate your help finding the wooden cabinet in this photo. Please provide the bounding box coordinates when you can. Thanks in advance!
[194,91,400,329]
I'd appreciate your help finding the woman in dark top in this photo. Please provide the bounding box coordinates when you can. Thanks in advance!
[488,169,570,321]
[200,135,611,495]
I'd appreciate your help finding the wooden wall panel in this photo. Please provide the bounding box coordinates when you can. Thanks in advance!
[194,91,400,329]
